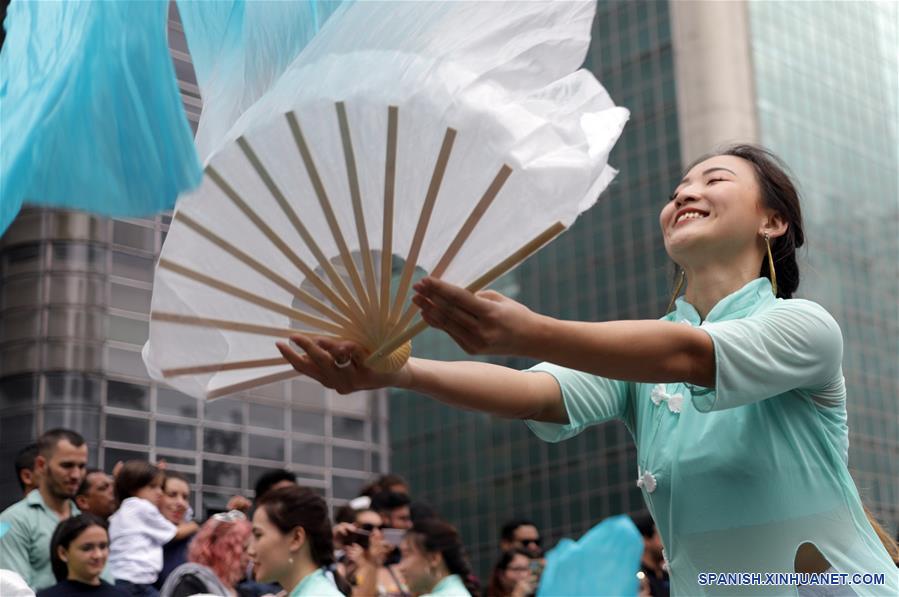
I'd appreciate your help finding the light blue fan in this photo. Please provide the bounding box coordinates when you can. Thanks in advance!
[538,515,643,597]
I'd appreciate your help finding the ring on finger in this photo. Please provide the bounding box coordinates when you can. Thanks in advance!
[334,356,352,369]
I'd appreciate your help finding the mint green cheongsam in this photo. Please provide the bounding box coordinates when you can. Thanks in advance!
[527,278,897,596]
[289,568,343,597]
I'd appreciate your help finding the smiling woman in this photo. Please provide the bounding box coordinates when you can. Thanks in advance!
[277,144,898,595]
[248,486,350,596]
[39,514,123,597]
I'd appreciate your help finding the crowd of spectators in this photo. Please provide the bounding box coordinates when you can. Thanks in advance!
[0,427,680,596]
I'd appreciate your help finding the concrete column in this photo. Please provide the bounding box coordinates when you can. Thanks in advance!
[669,0,759,167]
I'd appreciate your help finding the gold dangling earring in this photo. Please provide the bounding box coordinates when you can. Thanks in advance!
[764,232,777,296]
[665,269,686,314]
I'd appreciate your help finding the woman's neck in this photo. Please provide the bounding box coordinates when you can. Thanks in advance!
[68,573,101,586]
[281,556,321,595]
[427,565,452,593]
[682,258,761,319]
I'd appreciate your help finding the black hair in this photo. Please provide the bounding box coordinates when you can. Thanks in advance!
[487,548,532,597]
[257,486,352,596]
[407,518,479,596]
[113,460,161,504]
[358,473,409,497]
[334,504,362,525]
[76,468,103,498]
[499,518,536,542]
[14,443,38,492]
[37,428,85,458]
[253,468,296,501]
[410,501,438,525]
[678,144,805,299]
[370,490,411,513]
[630,511,657,539]
[49,513,109,582]
[162,470,191,492]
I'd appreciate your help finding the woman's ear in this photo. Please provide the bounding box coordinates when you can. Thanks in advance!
[289,526,307,554]
[761,210,789,240]
[57,545,68,564]
[427,551,444,572]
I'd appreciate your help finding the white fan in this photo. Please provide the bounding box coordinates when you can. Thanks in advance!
[142,0,629,399]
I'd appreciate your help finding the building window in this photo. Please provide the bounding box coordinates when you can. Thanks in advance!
[107,380,149,411]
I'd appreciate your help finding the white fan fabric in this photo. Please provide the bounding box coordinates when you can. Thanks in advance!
[143,0,629,398]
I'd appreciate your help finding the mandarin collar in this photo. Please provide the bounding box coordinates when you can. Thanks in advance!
[674,278,775,325]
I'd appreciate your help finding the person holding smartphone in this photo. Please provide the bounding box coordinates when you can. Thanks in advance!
[335,507,409,597]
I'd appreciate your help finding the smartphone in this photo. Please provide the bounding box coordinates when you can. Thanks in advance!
[343,529,371,549]
[381,528,406,547]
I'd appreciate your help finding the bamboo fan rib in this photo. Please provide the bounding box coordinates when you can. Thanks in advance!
[153,106,525,377]
[144,0,629,400]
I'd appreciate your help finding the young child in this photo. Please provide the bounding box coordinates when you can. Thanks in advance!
[107,461,184,596]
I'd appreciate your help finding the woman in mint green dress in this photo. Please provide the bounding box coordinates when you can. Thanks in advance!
[278,145,898,595]
[247,486,348,596]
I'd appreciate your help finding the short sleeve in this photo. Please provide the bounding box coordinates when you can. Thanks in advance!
[689,300,843,412]
[135,500,177,545]
[0,514,34,587]
[524,362,632,442]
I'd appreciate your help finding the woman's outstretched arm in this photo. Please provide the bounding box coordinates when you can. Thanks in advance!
[413,277,715,387]
[276,336,568,424]
[276,277,714,424]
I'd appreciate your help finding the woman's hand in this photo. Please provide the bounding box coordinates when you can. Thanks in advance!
[276,335,410,395]
[368,532,389,566]
[226,495,252,514]
[412,277,541,356]
[511,576,537,597]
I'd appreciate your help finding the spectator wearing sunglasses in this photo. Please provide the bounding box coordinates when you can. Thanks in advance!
[498,520,542,559]
[159,510,253,597]
[335,506,408,597]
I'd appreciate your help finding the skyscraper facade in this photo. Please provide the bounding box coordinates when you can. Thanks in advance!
[746,0,898,527]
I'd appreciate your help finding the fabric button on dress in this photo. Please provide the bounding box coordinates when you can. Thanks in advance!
[651,384,683,414]
[637,468,657,493]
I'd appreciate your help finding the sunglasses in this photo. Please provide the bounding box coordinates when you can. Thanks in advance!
[357,523,383,533]
[212,509,247,523]
[521,538,542,547]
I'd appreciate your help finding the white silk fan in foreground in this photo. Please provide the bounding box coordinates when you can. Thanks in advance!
[142,0,629,399]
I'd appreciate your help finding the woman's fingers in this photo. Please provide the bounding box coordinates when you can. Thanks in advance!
[415,292,480,334]
[289,334,333,368]
[419,307,480,354]
[276,341,322,381]
[414,277,490,317]
[315,336,362,367]
[429,291,481,330]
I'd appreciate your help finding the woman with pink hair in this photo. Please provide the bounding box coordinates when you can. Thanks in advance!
[159,511,252,597]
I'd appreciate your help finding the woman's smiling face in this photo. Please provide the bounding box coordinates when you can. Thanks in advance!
[660,154,766,267]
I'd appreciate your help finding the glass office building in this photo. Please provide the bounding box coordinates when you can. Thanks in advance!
[747,0,898,527]
[0,6,389,515]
